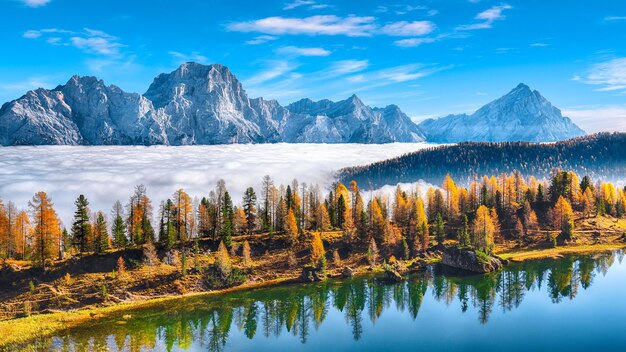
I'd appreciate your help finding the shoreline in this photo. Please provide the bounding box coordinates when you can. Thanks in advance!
[1,242,625,349]
[497,243,626,262]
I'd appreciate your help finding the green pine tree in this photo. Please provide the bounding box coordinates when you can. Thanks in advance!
[71,195,91,253]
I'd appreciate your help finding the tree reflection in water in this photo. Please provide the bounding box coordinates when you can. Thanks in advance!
[37,251,622,351]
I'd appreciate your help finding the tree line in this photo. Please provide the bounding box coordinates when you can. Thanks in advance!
[338,132,626,189]
[1,169,625,267]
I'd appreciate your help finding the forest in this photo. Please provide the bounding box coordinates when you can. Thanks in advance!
[338,132,626,189]
[1,167,626,320]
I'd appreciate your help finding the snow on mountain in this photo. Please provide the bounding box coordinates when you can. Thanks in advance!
[144,63,276,144]
[283,95,426,143]
[0,66,584,146]
[418,83,586,143]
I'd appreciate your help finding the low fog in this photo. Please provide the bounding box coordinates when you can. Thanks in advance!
[0,143,432,225]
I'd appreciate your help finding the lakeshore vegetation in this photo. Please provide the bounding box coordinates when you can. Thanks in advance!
[1,169,626,321]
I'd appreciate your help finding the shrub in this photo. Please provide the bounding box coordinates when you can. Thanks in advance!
[23,301,31,317]
[29,280,35,294]
[101,285,108,300]
[63,273,72,286]
[143,242,159,267]
[116,257,127,280]
[205,240,246,289]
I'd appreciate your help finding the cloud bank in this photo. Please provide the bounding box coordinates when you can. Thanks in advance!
[0,144,432,226]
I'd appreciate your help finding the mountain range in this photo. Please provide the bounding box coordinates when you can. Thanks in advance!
[0,63,585,146]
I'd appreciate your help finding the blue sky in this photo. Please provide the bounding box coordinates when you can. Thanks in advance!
[1,0,626,132]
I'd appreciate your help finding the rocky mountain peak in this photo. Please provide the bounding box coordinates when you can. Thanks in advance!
[418,83,585,143]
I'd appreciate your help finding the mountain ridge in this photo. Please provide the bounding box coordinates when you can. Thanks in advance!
[418,83,585,143]
[0,64,585,146]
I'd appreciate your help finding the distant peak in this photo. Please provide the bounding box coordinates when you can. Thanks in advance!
[345,94,364,106]
[177,62,229,73]
[510,83,532,94]
[64,75,105,89]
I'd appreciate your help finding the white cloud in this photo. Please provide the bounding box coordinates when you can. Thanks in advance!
[168,51,209,64]
[246,35,278,45]
[328,60,369,75]
[380,21,435,36]
[0,144,432,225]
[245,61,296,86]
[71,36,122,55]
[456,4,512,30]
[46,37,62,45]
[277,46,331,56]
[604,16,626,22]
[23,27,123,56]
[530,42,549,47]
[377,64,440,82]
[579,57,626,91]
[394,37,438,48]
[228,15,377,37]
[283,0,315,10]
[563,105,626,133]
[21,0,50,7]
[23,30,41,38]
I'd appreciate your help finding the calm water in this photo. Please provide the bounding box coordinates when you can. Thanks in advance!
[30,251,626,351]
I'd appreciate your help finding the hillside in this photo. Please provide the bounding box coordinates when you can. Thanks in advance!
[337,133,626,188]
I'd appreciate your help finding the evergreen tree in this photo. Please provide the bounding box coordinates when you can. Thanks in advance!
[337,195,347,230]
[457,214,470,247]
[93,211,109,254]
[242,187,258,234]
[111,201,127,249]
[61,228,72,256]
[434,213,445,245]
[71,195,91,253]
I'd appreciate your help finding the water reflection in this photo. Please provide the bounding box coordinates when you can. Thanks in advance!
[40,250,623,351]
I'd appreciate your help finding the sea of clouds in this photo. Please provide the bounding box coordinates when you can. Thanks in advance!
[0,143,434,225]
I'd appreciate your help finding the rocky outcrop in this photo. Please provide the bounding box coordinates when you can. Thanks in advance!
[342,266,354,278]
[301,265,325,282]
[383,266,404,282]
[441,247,508,273]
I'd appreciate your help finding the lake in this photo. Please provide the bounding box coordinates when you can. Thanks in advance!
[27,251,626,351]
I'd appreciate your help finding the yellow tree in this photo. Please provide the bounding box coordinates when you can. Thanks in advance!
[369,198,387,243]
[472,205,495,254]
[553,196,575,241]
[0,201,7,258]
[392,185,409,228]
[15,210,30,260]
[29,192,62,267]
[234,207,247,236]
[173,189,193,242]
[442,175,459,219]
[582,187,595,218]
[316,203,331,231]
[285,209,299,246]
[310,232,325,265]
[336,183,353,230]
